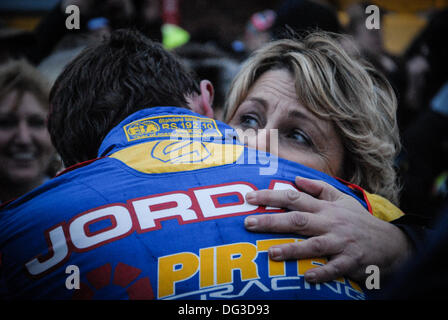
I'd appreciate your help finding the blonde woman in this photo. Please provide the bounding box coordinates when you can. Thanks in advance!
[0,60,57,203]
[224,32,417,284]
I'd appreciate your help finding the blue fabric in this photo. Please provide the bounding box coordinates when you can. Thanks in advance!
[431,82,448,116]
[0,107,367,300]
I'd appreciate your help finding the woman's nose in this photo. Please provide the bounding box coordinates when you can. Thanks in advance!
[245,127,278,155]
[14,121,33,145]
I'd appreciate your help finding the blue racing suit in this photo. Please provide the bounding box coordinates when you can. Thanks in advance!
[0,107,370,300]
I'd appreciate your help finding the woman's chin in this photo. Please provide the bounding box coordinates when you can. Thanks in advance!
[4,168,43,187]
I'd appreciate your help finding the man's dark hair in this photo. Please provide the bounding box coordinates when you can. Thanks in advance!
[48,29,200,167]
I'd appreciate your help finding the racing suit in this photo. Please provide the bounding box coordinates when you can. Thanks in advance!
[0,107,400,300]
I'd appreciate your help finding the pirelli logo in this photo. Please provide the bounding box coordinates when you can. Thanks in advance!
[123,115,223,142]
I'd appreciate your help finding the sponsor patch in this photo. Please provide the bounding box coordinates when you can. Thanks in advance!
[124,115,222,142]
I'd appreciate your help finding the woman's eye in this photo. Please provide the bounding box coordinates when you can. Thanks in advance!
[0,117,17,129]
[28,116,46,129]
[240,114,260,129]
[288,130,313,146]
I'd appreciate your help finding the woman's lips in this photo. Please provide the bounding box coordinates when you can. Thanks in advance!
[11,151,36,161]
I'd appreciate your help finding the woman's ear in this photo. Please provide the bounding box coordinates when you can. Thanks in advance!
[190,80,214,118]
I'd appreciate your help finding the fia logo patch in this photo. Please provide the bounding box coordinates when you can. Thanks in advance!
[123,115,222,142]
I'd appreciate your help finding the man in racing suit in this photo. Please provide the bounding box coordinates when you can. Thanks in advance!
[0,29,399,300]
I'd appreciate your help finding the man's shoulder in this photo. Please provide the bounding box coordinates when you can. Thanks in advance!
[0,157,114,217]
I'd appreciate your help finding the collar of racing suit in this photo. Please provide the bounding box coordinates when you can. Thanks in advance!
[94,106,404,221]
[97,106,239,158]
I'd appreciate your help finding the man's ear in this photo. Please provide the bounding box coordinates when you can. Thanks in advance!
[190,80,214,118]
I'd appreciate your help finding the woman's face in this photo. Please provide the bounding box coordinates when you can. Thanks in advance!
[228,69,345,177]
[0,90,53,185]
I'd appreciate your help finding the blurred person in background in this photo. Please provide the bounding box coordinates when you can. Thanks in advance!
[271,0,341,39]
[1,0,164,87]
[345,2,399,77]
[174,42,240,120]
[397,8,448,220]
[243,9,276,54]
[0,60,59,203]
[231,9,276,59]
[402,8,448,119]
[344,2,406,133]
[0,28,36,65]
[230,0,341,60]
[36,15,112,86]
[0,0,163,66]
[397,80,448,221]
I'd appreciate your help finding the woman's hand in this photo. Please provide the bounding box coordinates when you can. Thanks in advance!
[244,177,412,283]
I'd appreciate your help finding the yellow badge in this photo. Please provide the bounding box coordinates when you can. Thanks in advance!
[124,115,222,142]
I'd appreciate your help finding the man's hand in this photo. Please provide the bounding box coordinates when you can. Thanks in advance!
[244,177,412,283]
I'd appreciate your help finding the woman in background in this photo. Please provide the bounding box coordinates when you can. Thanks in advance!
[0,60,58,203]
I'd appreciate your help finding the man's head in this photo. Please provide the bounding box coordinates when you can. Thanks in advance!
[48,29,213,167]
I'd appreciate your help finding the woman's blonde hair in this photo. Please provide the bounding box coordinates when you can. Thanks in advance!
[0,59,51,107]
[224,32,401,204]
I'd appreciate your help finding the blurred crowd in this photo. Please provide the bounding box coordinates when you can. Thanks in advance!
[0,0,447,229]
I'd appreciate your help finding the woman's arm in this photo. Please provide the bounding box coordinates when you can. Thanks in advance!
[244,177,414,283]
